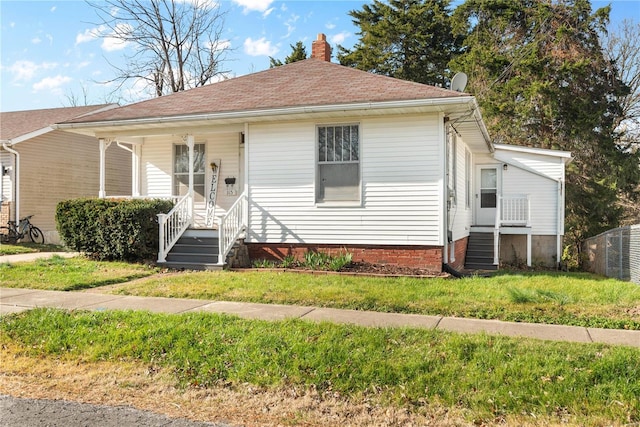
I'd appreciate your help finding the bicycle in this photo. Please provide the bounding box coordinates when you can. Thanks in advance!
[0,215,45,244]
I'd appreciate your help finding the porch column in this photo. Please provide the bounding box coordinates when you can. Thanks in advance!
[185,134,195,198]
[98,138,112,198]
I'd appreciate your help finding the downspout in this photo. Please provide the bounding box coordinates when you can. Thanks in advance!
[557,178,564,268]
[2,142,19,223]
[441,114,449,266]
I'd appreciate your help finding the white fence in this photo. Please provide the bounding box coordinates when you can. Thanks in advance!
[583,224,640,284]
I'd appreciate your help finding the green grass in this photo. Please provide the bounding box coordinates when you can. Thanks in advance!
[0,256,159,291]
[2,256,639,329]
[0,242,68,255]
[2,308,638,425]
[112,269,640,330]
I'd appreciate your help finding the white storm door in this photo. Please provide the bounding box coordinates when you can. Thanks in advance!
[475,166,498,225]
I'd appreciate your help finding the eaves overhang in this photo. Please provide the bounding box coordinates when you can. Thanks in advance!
[54,96,480,134]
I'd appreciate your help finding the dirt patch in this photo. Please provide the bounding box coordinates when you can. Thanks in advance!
[0,344,469,427]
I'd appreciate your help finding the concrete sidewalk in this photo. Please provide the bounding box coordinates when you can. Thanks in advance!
[1,287,638,347]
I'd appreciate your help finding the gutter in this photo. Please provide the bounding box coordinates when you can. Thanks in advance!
[1,142,19,223]
[53,96,479,131]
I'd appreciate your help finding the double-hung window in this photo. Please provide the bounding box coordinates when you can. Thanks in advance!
[173,143,205,202]
[316,124,360,204]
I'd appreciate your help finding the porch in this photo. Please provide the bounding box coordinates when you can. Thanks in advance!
[466,194,532,270]
[97,131,248,269]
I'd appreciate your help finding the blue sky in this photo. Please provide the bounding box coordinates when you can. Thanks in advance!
[1,0,639,112]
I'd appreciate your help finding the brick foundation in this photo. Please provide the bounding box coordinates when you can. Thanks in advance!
[247,243,444,272]
[448,236,469,271]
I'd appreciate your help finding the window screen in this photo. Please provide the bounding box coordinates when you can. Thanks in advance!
[317,125,360,203]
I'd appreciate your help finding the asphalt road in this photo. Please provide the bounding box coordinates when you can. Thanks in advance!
[0,395,233,427]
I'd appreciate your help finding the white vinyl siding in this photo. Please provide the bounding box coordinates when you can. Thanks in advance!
[501,163,559,235]
[449,135,473,241]
[13,130,131,243]
[247,114,444,246]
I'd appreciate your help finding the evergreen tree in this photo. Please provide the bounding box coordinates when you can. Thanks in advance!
[269,41,308,68]
[337,0,461,86]
[450,0,639,263]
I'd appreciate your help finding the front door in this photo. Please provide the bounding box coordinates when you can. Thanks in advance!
[475,165,498,225]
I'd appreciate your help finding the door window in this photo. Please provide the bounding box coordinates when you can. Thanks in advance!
[480,168,497,208]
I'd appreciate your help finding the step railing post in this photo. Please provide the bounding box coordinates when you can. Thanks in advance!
[157,213,167,262]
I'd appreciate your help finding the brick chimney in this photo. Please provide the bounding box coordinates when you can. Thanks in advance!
[311,33,331,62]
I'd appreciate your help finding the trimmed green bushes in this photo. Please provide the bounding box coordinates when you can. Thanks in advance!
[56,198,173,261]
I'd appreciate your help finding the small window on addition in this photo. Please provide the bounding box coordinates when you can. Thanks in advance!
[316,124,360,205]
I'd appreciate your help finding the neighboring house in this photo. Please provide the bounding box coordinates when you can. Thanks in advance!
[1,105,132,244]
[56,34,571,271]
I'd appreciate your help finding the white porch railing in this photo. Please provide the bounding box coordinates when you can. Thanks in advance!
[493,194,532,266]
[499,194,530,226]
[217,191,247,266]
[157,194,193,262]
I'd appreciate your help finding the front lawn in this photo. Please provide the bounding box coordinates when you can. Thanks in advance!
[0,242,68,255]
[113,269,640,330]
[2,308,638,426]
[1,256,638,329]
[0,256,158,291]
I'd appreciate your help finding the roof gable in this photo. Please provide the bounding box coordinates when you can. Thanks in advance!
[65,59,467,124]
[0,104,115,141]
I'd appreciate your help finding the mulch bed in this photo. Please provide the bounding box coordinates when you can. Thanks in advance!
[234,261,449,278]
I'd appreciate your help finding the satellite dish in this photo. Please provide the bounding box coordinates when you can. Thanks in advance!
[450,72,468,92]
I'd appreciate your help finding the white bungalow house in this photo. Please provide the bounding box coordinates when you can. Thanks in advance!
[55,34,571,271]
[1,105,132,244]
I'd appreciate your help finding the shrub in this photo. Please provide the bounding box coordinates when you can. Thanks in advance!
[56,198,173,262]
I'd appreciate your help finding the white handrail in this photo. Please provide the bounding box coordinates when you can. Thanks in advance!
[217,192,247,266]
[157,194,192,262]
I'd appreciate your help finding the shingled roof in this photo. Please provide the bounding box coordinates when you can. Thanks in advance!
[64,59,467,125]
[1,104,114,141]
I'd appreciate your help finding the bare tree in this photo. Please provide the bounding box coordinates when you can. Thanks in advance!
[604,19,640,150]
[603,19,640,225]
[88,0,229,97]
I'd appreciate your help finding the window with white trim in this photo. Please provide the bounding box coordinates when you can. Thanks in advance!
[316,124,360,203]
[173,143,205,202]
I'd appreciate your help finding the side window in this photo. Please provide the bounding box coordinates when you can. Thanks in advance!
[465,149,471,209]
[173,143,205,202]
[448,133,457,205]
[316,124,360,204]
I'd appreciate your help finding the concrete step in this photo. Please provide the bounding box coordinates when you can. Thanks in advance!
[166,252,219,264]
[158,261,223,271]
[464,263,498,271]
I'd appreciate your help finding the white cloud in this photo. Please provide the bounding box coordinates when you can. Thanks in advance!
[101,35,129,52]
[207,39,231,52]
[50,6,56,12]
[233,0,274,14]
[283,14,299,38]
[75,26,103,45]
[76,24,131,52]
[6,60,57,82]
[325,23,336,30]
[31,37,42,44]
[243,37,278,56]
[32,75,72,92]
[330,31,351,45]
[262,7,275,17]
